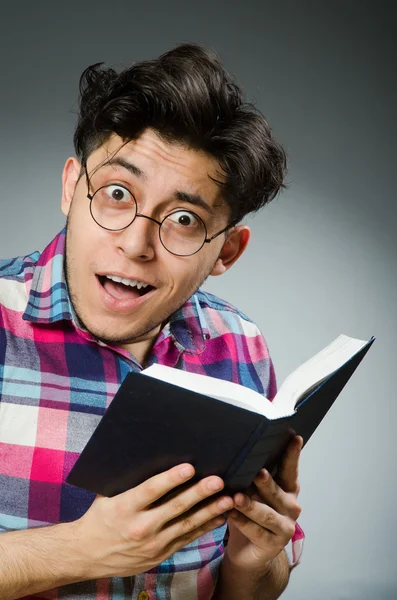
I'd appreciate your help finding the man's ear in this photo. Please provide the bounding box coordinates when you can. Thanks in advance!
[210,225,251,276]
[61,157,82,217]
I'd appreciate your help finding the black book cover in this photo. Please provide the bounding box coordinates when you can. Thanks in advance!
[66,337,375,496]
[66,373,264,496]
[226,337,375,490]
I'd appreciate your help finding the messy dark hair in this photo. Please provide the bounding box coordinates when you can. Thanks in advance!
[73,43,287,223]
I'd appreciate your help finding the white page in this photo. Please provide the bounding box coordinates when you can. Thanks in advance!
[142,334,370,420]
[272,335,369,414]
[141,364,278,418]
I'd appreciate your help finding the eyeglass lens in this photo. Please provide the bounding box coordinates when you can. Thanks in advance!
[90,184,207,256]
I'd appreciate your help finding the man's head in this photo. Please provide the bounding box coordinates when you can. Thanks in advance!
[61,44,286,361]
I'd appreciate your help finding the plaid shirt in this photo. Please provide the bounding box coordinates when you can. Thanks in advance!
[0,230,304,600]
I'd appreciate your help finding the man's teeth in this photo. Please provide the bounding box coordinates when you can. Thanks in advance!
[105,275,149,290]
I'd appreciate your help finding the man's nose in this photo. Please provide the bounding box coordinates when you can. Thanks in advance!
[116,213,159,260]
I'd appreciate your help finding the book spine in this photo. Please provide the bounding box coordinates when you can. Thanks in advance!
[224,417,292,492]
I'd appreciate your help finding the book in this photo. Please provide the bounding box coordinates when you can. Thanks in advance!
[66,334,375,497]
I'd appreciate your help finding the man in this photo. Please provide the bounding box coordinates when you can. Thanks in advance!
[0,44,304,599]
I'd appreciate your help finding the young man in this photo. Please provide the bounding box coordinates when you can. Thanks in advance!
[0,44,304,599]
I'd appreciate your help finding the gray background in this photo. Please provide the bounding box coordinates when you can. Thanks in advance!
[0,0,396,598]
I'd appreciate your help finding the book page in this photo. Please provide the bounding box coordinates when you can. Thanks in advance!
[272,334,370,415]
[142,334,371,421]
[141,364,278,418]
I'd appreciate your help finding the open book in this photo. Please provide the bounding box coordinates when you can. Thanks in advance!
[66,334,375,497]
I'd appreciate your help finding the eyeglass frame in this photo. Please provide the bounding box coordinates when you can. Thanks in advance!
[84,168,239,257]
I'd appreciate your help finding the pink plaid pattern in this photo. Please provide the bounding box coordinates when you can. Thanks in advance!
[0,230,303,599]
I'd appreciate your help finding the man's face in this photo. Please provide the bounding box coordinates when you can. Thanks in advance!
[61,130,247,352]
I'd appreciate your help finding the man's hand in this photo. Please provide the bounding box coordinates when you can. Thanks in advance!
[1,463,235,599]
[74,463,234,580]
[224,435,303,573]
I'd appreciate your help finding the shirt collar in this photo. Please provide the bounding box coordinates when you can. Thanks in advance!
[165,293,209,354]
[22,230,209,355]
[22,229,74,324]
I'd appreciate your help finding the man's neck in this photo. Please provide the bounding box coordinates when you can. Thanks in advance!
[119,327,161,368]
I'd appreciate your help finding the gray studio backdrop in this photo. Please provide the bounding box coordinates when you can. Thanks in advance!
[0,1,395,598]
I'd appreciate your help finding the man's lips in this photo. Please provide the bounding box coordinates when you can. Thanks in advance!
[96,274,157,312]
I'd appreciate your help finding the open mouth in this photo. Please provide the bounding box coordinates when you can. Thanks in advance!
[97,275,155,300]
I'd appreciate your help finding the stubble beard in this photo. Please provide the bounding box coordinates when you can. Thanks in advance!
[64,223,215,347]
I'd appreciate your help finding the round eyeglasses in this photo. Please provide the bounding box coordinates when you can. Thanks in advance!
[86,180,237,257]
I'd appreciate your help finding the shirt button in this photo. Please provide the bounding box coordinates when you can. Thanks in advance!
[138,592,150,600]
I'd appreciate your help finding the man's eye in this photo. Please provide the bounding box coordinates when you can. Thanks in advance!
[104,185,132,203]
[167,211,199,227]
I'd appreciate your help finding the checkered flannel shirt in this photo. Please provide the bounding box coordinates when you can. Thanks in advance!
[0,230,304,599]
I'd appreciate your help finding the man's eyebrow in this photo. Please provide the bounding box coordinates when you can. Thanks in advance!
[174,191,215,216]
[102,156,215,216]
[103,157,146,179]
